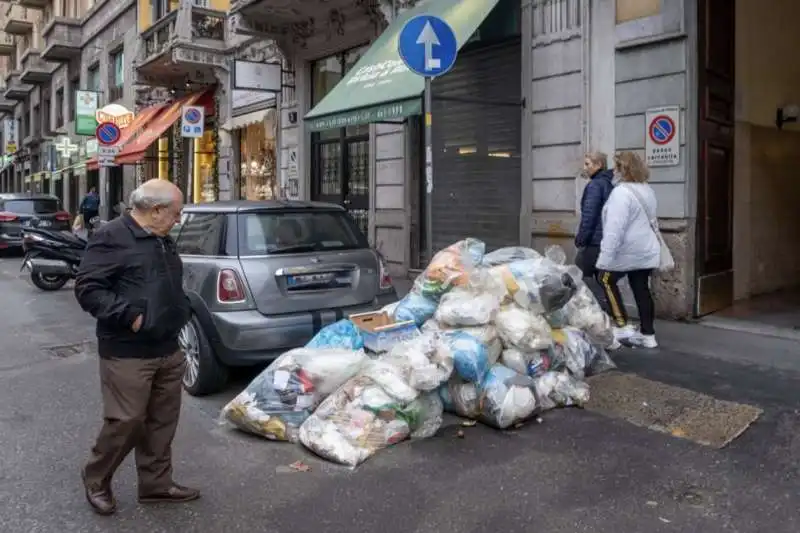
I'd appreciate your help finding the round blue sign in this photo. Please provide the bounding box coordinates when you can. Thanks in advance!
[184,108,202,124]
[398,15,458,78]
[648,115,676,145]
[95,122,121,146]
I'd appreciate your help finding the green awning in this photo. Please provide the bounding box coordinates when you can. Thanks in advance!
[304,0,501,132]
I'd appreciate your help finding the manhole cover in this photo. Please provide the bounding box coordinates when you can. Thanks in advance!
[44,341,93,358]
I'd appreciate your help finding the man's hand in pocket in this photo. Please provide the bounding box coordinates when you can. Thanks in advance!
[132,315,143,333]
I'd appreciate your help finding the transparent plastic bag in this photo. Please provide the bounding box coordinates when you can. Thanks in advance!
[495,304,553,351]
[305,319,364,350]
[562,282,615,347]
[298,375,412,467]
[532,371,591,412]
[434,287,500,327]
[382,332,454,392]
[437,330,491,383]
[489,258,578,314]
[422,321,503,367]
[412,239,486,301]
[482,246,542,267]
[408,391,444,439]
[499,348,553,378]
[221,347,368,442]
[550,327,616,379]
[439,377,481,419]
[478,364,538,429]
[393,291,438,327]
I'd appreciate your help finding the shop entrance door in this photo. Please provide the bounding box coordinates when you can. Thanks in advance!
[695,0,736,315]
[310,126,370,236]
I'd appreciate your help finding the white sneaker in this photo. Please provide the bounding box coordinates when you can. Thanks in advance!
[630,334,658,348]
[613,325,637,340]
[606,338,622,351]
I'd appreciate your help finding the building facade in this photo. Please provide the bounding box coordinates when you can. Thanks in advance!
[228,0,800,321]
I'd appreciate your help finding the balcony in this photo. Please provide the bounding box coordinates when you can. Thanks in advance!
[22,130,41,147]
[17,0,49,9]
[20,50,54,84]
[3,4,34,35]
[0,31,14,55]
[134,7,227,88]
[42,19,81,62]
[3,72,31,99]
[0,91,14,112]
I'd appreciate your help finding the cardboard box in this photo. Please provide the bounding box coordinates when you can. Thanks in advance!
[349,311,420,353]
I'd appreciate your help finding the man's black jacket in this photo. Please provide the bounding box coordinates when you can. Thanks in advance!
[74,213,191,359]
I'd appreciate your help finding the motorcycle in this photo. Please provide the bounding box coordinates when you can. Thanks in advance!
[21,216,103,291]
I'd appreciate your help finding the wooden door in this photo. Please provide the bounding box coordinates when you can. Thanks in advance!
[696,0,735,315]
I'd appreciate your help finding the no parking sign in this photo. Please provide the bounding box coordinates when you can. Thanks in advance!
[181,105,205,138]
[645,106,680,167]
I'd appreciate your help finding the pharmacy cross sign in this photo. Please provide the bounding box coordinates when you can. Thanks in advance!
[55,137,79,158]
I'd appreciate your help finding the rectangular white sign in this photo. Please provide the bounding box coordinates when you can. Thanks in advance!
[233,60,281,92]
[98,145,119,168]
[181,105,205,138]
[645,106,680,167]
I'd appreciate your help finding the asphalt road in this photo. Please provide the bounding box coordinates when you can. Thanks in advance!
[0,252,797,533]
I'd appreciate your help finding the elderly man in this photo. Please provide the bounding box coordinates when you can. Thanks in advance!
[74,179,199,515]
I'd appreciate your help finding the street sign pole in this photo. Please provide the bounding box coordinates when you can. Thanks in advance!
[423,76,433,263]
[398,15,458,263]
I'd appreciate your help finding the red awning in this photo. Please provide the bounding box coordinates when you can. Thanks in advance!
[86,102,168,170]
[115,91,208,166]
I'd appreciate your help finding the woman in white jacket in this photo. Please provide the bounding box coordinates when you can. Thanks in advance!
[595,151,660,348]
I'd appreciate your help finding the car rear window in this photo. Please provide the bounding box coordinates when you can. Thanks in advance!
[238,210,368,256]
[4,199,59,215]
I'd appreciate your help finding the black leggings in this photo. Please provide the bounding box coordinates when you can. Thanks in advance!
[596,269,655,335]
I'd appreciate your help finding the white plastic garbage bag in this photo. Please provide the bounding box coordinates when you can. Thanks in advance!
[423,321,503,370]
[532,371,591,411]
[438,377,481,419]
[550,327,615,379]
[482,246,542,266]
[434,287,500,327]
[488,257,577,313]
[562,283,615,347]
[411,239,486,301]
[221,347,368,442]
[381,331,454,392]
[477,364,538,429]
[494,304,553,351]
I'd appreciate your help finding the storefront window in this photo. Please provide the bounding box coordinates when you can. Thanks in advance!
[194,126,217,203]
[239,118,276,200]
[309,45,370,235]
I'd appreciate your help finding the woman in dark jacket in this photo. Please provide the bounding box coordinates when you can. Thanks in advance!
[575,151,615,280]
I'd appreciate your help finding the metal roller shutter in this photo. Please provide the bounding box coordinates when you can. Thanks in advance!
[430,39,522,255]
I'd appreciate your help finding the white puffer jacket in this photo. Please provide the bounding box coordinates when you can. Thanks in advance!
[595,183,660,272]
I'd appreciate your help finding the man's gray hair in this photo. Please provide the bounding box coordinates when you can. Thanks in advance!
[129,183,175,210]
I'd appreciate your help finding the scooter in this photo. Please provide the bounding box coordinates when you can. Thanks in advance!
[21,217,103,291]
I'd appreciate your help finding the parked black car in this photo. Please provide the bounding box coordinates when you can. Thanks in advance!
[0,193,71,250]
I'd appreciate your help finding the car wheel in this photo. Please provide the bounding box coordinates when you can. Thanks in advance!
[178,315,228,396]
[30,272,69,291]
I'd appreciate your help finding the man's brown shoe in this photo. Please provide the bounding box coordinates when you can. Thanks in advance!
[139,483,200,504]
[81,471,116,516]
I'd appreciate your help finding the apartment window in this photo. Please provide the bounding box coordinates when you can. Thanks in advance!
[108,50,123,102]
[55,87,64,128]
[152,0,172,21]
[87,64,100,92]
[32,105,40,136]
[68,77,79,121]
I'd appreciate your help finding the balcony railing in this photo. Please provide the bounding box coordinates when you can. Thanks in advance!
[140,10,177,64]
[191,10,225,41]
[3,5,34,35]
[42,20,81,62]
[0,30,14,55]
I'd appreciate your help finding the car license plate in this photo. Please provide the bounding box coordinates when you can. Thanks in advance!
[39,220,51,227]
[287,273,334,286]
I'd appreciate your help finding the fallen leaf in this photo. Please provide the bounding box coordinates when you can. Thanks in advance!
[461,420,477,427]
[646,501,658,507]
[658,517,671,524]
[288,461,311,472]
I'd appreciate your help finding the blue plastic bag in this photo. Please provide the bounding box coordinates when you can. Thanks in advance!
[439,330,490,383]
[306,319,364,350]
[394,291,438,326]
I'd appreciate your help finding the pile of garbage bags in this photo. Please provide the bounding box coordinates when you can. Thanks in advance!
[221,240,616,467]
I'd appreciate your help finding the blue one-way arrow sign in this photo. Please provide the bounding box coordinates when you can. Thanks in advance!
[398,15,458,78]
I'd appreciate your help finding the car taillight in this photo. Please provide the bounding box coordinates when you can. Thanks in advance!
[217,269,246,303]
[55,211,71,221]
[0,211,17,222]
[379,257,393,290]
